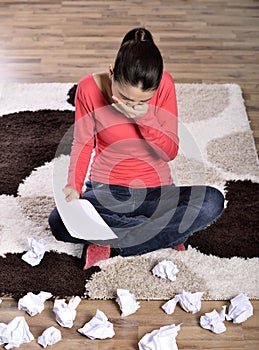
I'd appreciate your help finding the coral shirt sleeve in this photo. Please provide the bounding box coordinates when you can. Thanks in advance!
[134,72,179,162]
[66,83,95,194]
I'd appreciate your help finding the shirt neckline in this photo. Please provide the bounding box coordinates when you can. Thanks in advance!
[91,73,111,105]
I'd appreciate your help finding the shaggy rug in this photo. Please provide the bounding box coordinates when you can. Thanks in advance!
[0,82,258,300]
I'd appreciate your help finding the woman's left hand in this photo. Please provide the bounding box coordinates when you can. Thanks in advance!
[112,96,149,119]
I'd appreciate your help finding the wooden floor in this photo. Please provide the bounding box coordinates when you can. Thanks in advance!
[0,0,258,349]
[0,298,258,350]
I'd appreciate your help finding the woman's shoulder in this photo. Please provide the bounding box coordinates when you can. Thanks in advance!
[77,73,95,90]
[76,72,111,108]
[150,71,177,109]
[76,73,102,102]
[161,70,175,85]
[77,72,110,97]
[153,71,175,99]
[74,74,93,100]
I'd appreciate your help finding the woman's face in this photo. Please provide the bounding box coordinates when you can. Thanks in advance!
[111,78,155,107]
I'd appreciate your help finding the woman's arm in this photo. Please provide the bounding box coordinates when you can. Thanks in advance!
[116,72,179,162]
[66,82,95,195]
[133,108,179,162]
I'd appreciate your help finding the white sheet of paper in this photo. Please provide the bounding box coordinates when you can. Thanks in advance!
[37,326,62,348]
[0,316,34,349]
[152,260,179,281]
[53,296,81,328]
[18,291,52,317]
[78,309,115,340]
[226,292,253,324]
[138,324,181,350]
[116,289,140,317]
[200,306,227,334]
[52,156,117,241]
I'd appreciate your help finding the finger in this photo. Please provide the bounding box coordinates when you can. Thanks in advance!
[133,104,143,110]
[112,95,123,104]
[63,187,74,196]
[134,103,147,110]
[65,193,72,202]
[64,189,73,201]
[63,187,69,194]
[66,192,78,202]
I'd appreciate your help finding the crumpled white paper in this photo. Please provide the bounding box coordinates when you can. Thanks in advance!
[37,326,62,348]
[116,289,140,316]
[200,306,227,334]
[152,260,179,281]
[78,309,115,340]
[162,297,178,315]
[162,290,204,315]
[138,323,181,350]
[53,296,81,328]
[226,292,253,323]
[0,316,34,349]
[21,237,46,266]
[18,291,53,316]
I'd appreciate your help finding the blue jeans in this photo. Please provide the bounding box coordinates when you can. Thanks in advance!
[48,182,224,257]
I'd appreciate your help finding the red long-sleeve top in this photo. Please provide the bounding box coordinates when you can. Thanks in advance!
[67,71,179,194]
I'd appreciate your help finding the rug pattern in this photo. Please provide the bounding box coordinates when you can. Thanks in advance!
[0,82,258,299]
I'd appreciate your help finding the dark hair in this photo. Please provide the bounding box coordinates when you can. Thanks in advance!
[113,28,163,91]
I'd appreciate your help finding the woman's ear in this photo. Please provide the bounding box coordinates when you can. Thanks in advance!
[108,64,114,79]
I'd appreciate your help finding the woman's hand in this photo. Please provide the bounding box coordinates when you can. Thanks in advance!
[63,186,80,202]
[112,95,149,119]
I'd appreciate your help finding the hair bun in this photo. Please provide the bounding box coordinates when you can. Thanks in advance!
[135,29,146,41]
[121,27,154,46]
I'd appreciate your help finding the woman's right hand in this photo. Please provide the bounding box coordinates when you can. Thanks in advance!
[63,186,80,202]
[112,95,149,119]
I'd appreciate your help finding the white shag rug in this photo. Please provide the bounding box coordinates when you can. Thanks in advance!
[0,82,258,300]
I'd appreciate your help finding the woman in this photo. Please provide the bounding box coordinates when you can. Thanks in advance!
[49,28,224,270]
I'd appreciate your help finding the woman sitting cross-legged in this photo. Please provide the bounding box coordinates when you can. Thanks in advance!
[48,27,224,270]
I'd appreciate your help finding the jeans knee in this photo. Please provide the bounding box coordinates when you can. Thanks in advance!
[48,208,63,241]
[205,186,224,222]
[48,208,56,230]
